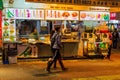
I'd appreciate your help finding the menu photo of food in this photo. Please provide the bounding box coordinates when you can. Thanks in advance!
[62,12,70,17]
[72,12,78,17]
[80,12,96,20]
[62,11,79,20]
[80,13,86,19]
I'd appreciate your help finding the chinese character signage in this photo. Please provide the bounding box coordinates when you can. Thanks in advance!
[6,8,44,20]
[45,10,79,20]
[80,11,110,21]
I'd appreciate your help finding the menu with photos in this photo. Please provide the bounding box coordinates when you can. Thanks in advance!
[45,10,79,20]
[6,8,44,19]
[2,18,16,42]
[80,11,110,21]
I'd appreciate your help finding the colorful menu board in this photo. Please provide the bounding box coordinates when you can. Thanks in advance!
[80,11,110,21]
[2,18,16,42]
[6,8,44,19]
[45,10,79,20]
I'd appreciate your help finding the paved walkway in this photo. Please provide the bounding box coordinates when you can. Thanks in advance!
[0,49,120,80]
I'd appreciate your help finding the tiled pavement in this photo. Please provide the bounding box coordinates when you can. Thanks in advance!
[0,48,120,80]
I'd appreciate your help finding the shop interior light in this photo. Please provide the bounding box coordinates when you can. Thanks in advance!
[109,20,118,23]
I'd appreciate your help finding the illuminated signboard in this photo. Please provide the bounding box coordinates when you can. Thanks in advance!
[26,0,120,7]
[5,8,44,19]
[80,11,110,21]
[110,12,116,20]
[45,10,79,20]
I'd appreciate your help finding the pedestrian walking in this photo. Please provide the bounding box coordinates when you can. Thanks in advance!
[50,29,57,68]
[46,27,67,73]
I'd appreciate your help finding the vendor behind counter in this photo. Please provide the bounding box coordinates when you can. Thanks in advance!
[29,28,38,40]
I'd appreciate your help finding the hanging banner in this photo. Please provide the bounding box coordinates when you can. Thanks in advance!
[45,10,79,20]
[80,11,110,21]
[5,8,44,20]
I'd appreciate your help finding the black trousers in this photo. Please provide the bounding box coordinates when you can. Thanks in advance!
[113,40,118,49]
[107,45,112,59]
[51,48,57,68]
[47,48,64,70]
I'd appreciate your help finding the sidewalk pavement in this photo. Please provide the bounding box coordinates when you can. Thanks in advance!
[0,48,120,80]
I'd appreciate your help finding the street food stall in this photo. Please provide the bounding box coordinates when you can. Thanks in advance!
[2,0,111,59]
[79,11,110,57]
[2,8,45,59]
[2,8,80,58]
[38,10,80,57]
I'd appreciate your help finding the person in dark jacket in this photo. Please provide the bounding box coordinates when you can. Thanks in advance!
[50,29,57,68]
[112,28,119,49]
[46,27,67,73]
[107,31,113,59]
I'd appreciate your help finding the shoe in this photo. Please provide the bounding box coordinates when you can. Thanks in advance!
[45,69,51,73]
[62,68,68,71]
[53,66,57,69]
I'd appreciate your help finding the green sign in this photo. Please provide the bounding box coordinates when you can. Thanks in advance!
[0,0,3,10]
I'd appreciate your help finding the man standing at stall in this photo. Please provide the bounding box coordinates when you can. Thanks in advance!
[46,27,67,73]
[112,28,119,49]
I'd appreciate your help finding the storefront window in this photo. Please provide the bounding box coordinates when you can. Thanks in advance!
[16,20,39,37]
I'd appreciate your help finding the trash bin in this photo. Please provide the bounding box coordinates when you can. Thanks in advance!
[7,44,18,64]
[2,48,9,64]
[8,56,17,64]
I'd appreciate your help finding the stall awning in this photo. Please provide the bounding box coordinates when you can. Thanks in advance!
[0,0,3,10]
